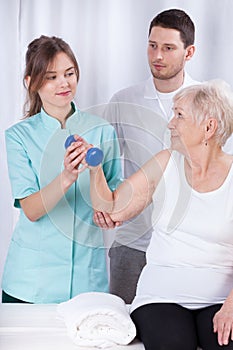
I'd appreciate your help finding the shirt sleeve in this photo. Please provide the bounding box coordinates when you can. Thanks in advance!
[101,125,123,191]
[5,128,40,208]
[103,95,125,156]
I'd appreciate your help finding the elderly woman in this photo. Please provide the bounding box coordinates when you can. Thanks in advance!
[69,80,233,350]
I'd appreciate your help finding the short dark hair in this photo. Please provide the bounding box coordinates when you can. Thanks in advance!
[149,9,195,48]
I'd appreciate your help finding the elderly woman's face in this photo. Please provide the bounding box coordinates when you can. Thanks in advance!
[168,98,205,154]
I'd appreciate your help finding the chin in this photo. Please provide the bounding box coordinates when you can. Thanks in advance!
[170,139,177,149]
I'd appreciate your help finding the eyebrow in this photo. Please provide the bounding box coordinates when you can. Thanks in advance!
[45,66,75,74]
[173,106,185,111]
[148,40,176,46]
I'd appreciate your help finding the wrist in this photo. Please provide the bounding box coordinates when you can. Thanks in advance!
[61,170,77,192]
[89,164,102,173]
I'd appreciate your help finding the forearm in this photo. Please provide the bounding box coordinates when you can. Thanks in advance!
[89,165,151,222]
[20,170,74,221]
[20,138,88,221]
[89,165,114,213]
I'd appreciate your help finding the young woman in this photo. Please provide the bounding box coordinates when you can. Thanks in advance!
[2,35,121,303]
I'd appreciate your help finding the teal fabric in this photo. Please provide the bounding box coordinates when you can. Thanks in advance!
[2,102,122,303]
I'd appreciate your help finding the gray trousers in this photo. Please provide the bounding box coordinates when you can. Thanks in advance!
[109,244,146,304]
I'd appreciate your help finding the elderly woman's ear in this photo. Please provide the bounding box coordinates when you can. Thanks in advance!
[205,118,218,140]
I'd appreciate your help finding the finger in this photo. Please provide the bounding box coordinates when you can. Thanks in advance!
[96,211,109,228]
[66,152,86,171]
[213,317,218,333]
[65,144,84,165]
[95,212,111,229]
[68,146,87,167]
[103,214,123,228]
[217,323,225,346]
[72,135,86,144]
[66,140,83,153]
[93,212,99,224]
[93,212,105,227]
[77,163,88,174]
[213,314,223,346]
[222,323,232,345]
[99,212,117,229]
[115,221,123,227]
[101,212,115,227]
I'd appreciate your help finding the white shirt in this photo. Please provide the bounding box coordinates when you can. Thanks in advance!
[131,151,233,312]
[224,134,233,154]
[104,73,200,251]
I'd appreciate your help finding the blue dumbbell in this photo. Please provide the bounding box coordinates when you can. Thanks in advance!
[64,135,103,166]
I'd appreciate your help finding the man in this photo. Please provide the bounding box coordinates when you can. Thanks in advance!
[95,9,200,304]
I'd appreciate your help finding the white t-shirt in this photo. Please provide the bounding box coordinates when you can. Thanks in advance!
[131,151,233,312]
[104,73,200,251]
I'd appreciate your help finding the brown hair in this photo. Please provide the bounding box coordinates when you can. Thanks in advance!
[23,35,79,117]
[149,9,195,48]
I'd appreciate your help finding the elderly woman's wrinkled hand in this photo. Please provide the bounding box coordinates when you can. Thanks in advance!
[213,295,233,346]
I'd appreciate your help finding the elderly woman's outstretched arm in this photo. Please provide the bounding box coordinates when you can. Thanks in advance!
[89,149,171,223]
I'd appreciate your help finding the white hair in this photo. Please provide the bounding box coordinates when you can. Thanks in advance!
[173,79,233,146]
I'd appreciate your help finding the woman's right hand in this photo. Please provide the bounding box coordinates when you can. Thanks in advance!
[213,291,233,346]
[63,135,89,185]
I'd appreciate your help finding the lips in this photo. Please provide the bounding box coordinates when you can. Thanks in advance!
[154,64,165,70]
[57,91,71,96]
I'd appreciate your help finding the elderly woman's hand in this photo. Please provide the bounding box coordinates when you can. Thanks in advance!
[213,292,233,346]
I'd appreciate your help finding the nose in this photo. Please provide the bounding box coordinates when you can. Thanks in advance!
[168,116,176,130]
[152,47,163,61]
[58,75,69,86]
[148,45,163,61]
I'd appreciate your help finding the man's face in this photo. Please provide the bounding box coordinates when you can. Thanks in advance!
[147,26,189,81]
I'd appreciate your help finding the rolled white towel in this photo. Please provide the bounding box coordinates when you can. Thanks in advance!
[57,292,136,348]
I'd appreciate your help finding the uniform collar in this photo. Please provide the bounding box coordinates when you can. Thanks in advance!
[40,101,78,130]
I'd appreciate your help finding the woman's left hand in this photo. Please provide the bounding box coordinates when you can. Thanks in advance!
[213,293,233,346]
[93,211,123,229]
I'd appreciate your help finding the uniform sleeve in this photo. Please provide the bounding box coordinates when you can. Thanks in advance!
[5,128,40,208]
[101,125,123,191]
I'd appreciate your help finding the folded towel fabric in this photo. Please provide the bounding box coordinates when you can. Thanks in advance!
[57,292,136,348]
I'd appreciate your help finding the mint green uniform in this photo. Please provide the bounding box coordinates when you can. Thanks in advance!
[2,103,122,303]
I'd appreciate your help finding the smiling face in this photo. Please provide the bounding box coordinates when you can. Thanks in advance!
[147,26,194,88]
[38,52,78,116]
[168,98,205,154]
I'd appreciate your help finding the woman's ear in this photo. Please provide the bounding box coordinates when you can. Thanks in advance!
[205,118,218,139]
[24,75,31,89]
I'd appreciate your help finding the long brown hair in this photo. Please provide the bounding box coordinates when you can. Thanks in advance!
[23,35,80,118]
